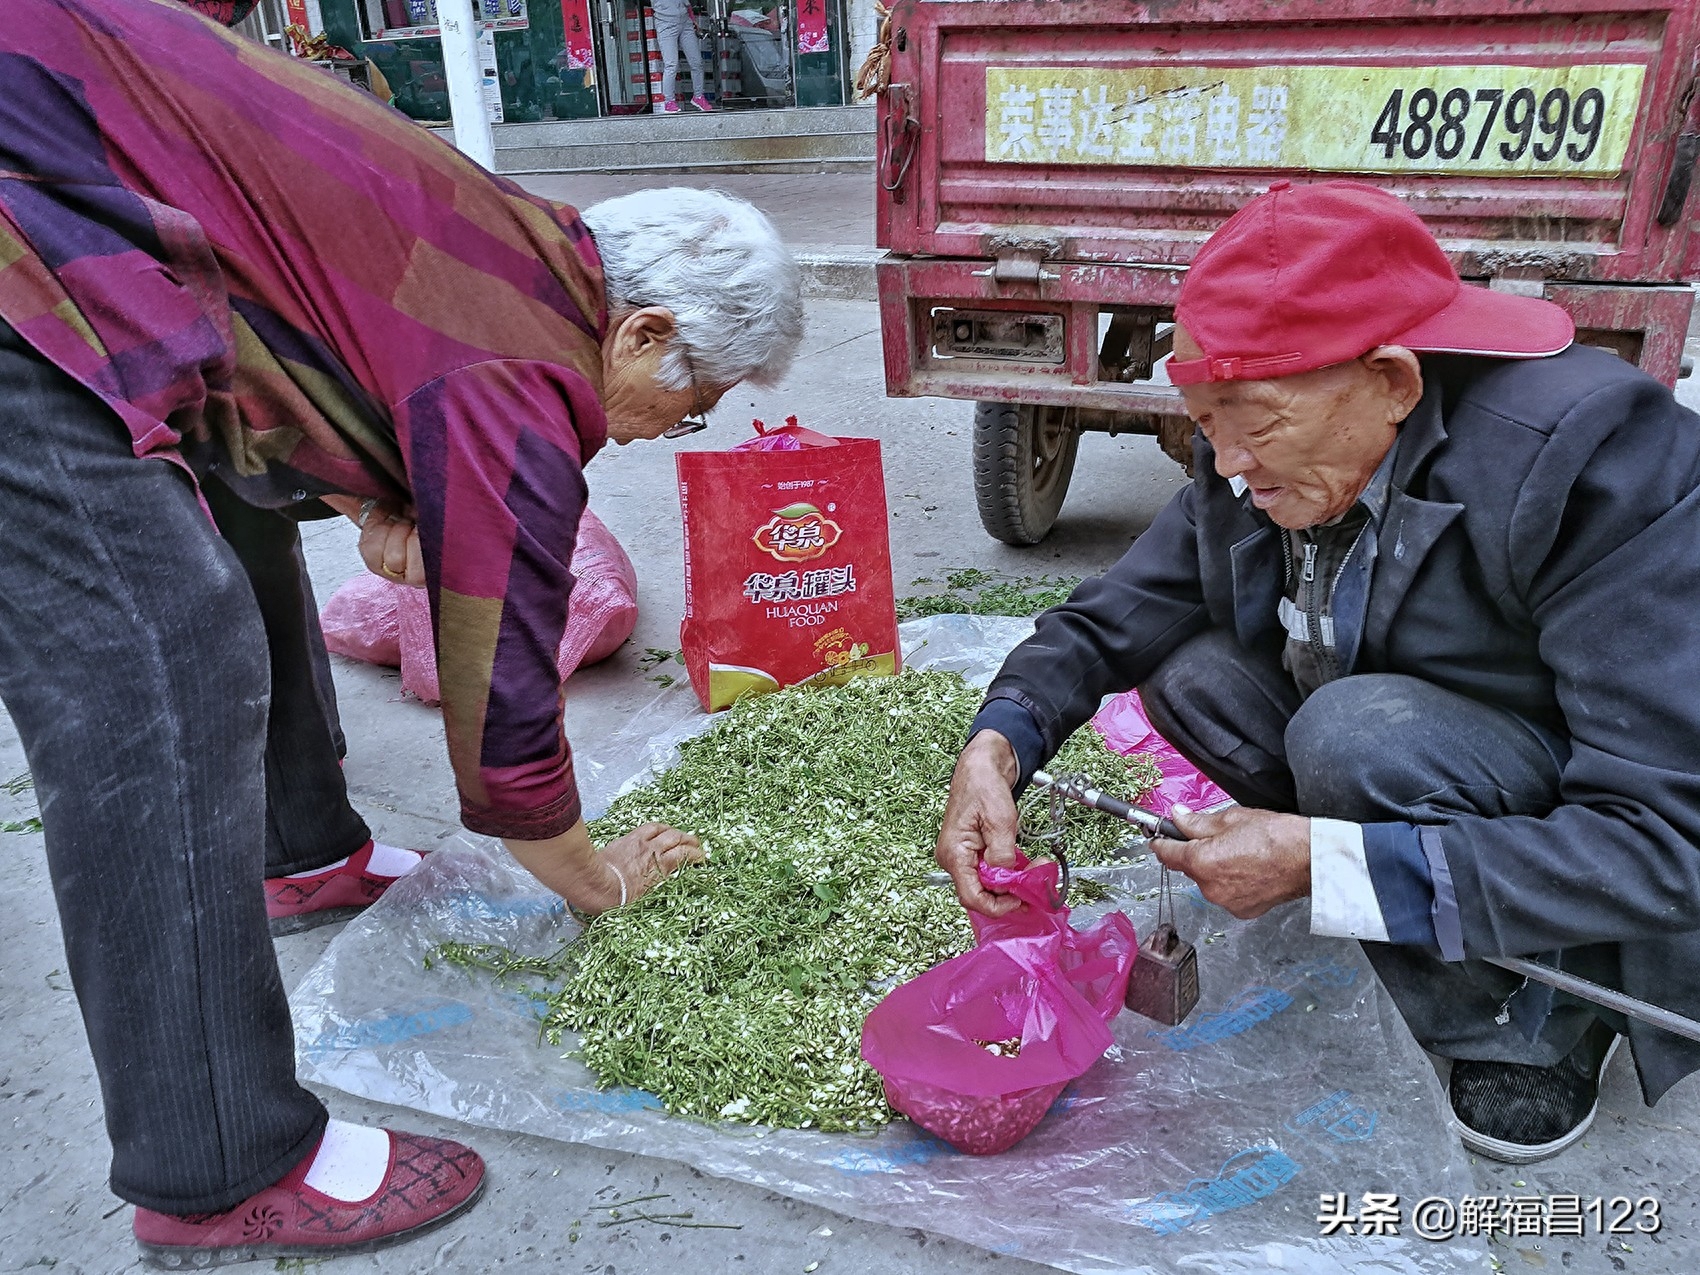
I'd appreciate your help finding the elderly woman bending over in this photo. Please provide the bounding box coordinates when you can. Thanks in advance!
[344,185,805,913]
[0,0,800,1264]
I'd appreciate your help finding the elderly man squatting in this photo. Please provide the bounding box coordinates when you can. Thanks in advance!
[0,0,801,1265]
[937,179,1700,1167]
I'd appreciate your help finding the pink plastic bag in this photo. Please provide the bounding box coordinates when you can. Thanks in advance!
[1091,688,1232,816]
[971,855,1139,1020]
[861,858,1136,1155]
[728,414,833,452]
[321,509,639,706]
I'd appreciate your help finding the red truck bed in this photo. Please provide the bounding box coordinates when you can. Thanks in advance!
[873,0,1700,539]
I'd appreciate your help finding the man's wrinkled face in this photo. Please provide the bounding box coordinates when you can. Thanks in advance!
[1172,327,1422,530]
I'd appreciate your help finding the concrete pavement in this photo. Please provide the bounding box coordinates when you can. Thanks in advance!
[516,171,876,252]
[516,171,883,301]
[2,299,1698,1274]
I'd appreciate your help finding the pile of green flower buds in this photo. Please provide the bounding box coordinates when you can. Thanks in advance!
[436,670,1160,1132]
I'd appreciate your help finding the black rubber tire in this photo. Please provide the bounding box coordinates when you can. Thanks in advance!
[1156,414,1197,476]
[971,402,1081,545]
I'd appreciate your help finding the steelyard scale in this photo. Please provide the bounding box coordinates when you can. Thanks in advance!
[1026,770,1700,1046]
[1027,770,1200,1026]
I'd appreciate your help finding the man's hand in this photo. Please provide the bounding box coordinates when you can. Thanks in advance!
[1151,805,1312,919]
[935,730,1024,918]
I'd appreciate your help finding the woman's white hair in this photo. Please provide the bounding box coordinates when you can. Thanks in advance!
[582,188,804,391]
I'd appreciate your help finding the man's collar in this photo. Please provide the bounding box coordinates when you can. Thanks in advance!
[1356,434,1400,527]
[1391,377,1449,489]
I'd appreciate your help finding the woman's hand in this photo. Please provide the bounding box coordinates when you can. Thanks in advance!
[322,495,424,586]
[504,819,703,914]
[357,499,424,586]
[598,823,705,906]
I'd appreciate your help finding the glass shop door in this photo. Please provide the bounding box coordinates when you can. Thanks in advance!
[594,0,655,113]
[595,0,804,113]
[705,0,795,109]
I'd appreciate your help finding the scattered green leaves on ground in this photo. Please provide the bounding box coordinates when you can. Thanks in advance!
[434,669,1159,1132]
[3,772,41,834]
[589,1192,741,1232]
[895,567,1083,621]
[638,647,686,688]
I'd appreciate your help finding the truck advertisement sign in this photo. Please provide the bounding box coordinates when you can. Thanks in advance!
[984,64,1646,177]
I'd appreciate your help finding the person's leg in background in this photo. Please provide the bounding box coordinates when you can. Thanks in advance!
[678,16,712,109]
[654,9,684,111]
[0,318,482,1258]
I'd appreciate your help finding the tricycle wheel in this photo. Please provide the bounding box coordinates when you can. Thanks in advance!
[1156,414,1196,476]
[971,402,1080,545]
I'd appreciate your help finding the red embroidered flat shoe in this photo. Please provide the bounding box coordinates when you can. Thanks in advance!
[134,1130,484,1269]
[265,840,419,936]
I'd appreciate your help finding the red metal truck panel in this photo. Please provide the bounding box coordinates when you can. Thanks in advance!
[880,0,1700,283]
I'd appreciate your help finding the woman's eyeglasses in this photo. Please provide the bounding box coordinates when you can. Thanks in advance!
[662,345,711,440]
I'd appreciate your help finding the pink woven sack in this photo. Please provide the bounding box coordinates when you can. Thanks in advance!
[317,573,400,666]
[321,509,638,705]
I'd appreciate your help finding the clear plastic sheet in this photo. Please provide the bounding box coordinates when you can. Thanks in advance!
[291,615,1483,1274]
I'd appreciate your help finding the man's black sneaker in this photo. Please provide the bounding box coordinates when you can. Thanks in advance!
[1446,1020,1621,1164]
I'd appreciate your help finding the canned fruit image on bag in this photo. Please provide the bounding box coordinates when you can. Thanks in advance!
[678,418,900,712]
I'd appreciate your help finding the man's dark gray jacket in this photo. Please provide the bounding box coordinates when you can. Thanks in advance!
[983,345,1700,1100]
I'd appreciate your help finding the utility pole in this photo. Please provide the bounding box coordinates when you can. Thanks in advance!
[435,0,496,170]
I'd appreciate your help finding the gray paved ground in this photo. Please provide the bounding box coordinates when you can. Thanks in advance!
[516,171,876,252]
[4,297,1699,1274]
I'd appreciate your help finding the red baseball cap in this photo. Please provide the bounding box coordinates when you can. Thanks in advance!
[1167,180,1574,386]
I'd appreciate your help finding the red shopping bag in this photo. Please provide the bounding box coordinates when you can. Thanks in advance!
[676,417,899,711]
[861,858,1137,1154]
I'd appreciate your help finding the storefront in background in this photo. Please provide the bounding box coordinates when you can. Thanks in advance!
[318,0,856,124]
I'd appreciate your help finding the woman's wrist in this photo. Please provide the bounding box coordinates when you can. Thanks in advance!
[504,820,623,912]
